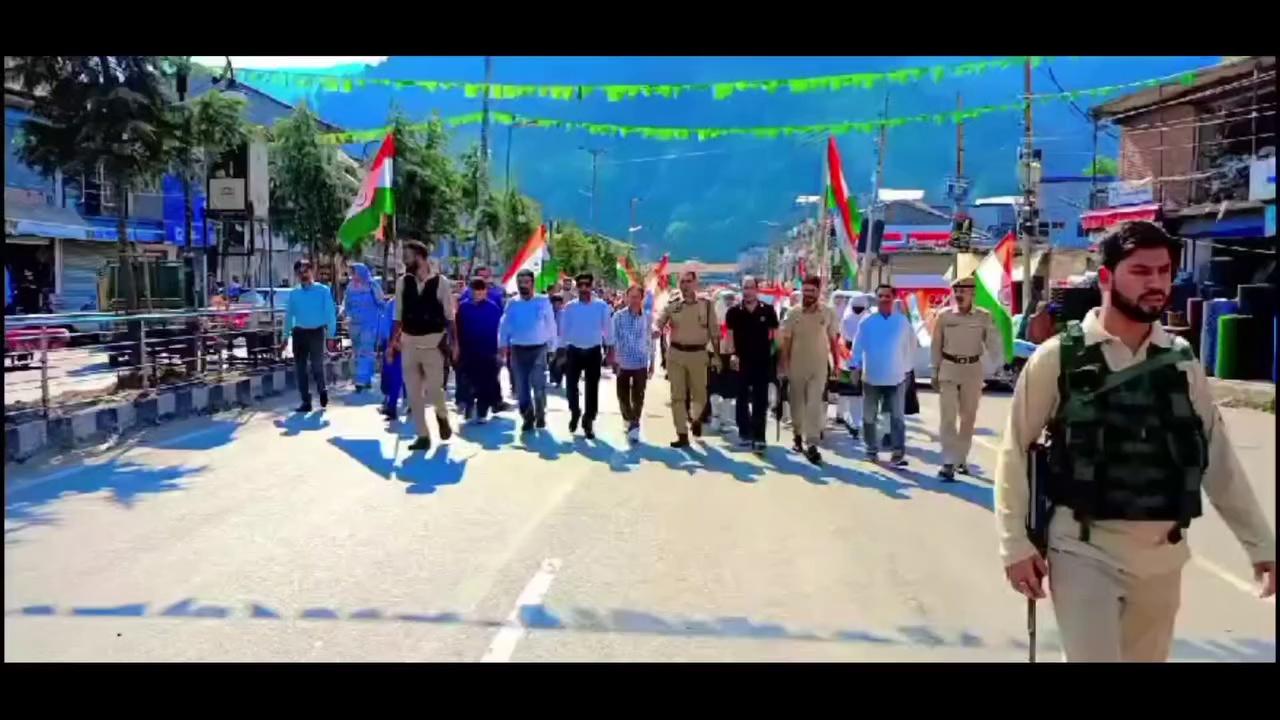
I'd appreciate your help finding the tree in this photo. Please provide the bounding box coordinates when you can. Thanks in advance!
[165,69,250,256]
[1082,156,1119,177]
[548,221,595,276]
[9,56,176,311]
[387,111,463,275]
[269,103,347,288]
[460,143,502,266]
[497,186,543,262]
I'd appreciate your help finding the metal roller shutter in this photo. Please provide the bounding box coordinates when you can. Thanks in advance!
[57,240,116,313]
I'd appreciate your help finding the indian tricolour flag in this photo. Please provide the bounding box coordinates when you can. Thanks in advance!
[975,232,1016,363]
[501,224,549,294]
[338,133,395,251]
[614,256,640,288]
[826,136,861,289]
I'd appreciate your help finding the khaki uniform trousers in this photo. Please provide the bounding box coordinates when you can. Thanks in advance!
[788,370,826,445]
[938,364,984,465]
[402,333,447,439]
[668,348,708,435]
[1049,545,1182,662]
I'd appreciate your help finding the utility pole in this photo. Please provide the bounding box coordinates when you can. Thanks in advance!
[1020,58,1037,315]
[628,196,641,243]
[478,55,493,265]
[581,147,606,233]
[859,91,889,292]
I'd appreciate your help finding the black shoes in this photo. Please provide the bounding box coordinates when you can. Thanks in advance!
[521,414,535,433]
[805,445,823,466]
[319,391,329,409]
[296,402,313,413]
[583,420,595,440]
[535,414,546,430]
[957,463,974,476]
[670,434,691,449]
[690,421,703,438]
[792,436,804,453]
[569,411,580,433]
[407,436,432,452]
[437,415,452,441]
[752,441,766,455]
[939,464,956,482]
[889,454,908,468]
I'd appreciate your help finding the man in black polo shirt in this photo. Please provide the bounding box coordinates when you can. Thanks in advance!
[724,276,779,454]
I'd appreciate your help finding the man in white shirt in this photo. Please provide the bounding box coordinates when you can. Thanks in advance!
[498,269,558,433]
[850,283,915,466]
[836,291,869,436]
[559,272,613,439]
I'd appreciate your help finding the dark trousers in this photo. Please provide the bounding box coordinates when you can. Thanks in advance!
[565,345,603,422]
[459,352,501,417]
[548,348,567,386]
[736,366,771,442]
[292,327,327,404]
[616,368,649,426]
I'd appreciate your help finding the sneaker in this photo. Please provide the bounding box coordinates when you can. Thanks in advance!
[670,435,691,449]
[690,421,703,438]
[569,412,580,433]
[295,402,313,413]
[939,464,956,482]
[805,445,823,466]
[535,414,547,430]
[890,454,908,468]
[319,391,329,409]
[407,436,432,452]
[957,463,975,476]
[521,414,534,433]
[437,415,452,441]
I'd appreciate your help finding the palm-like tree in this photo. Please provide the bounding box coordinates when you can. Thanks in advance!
[9,56,176,311]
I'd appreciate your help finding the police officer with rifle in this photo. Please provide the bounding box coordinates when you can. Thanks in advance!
[995,222,1275,662]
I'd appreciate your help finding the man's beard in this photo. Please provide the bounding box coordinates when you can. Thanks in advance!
[1111,286,1167,323]
[405,261,418,273]
[519,287,533,298]
[803,296,816,307]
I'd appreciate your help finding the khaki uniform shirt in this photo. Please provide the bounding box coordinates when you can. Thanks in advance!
[994,308,1276,577]
[932,306,999,383]
[394,272,454,348]
[783,303,837,377]
[657,295,716,349]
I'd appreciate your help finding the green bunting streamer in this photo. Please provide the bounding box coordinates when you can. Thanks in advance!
[310,66,1208,146]
[216,56,1047,104]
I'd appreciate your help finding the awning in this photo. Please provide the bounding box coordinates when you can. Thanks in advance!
[5,201,95,241]
[1080,203,1160,232]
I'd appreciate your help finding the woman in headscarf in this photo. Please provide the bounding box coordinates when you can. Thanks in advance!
[340,263,384,391]
[378,277,404,418]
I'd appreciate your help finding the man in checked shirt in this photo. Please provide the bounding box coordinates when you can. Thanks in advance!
[609,285,656,445]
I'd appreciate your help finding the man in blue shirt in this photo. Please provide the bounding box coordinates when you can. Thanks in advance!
[456,276,504,423]
[498,269,558,433]
[850,283,916,466]
[280,259,337,413]
[559,273,613,439]
[610,285,655,444]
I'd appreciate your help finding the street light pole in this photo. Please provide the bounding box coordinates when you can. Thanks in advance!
[580,147,606,233]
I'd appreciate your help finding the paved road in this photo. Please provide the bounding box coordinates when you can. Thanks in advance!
[5,371,1274,662]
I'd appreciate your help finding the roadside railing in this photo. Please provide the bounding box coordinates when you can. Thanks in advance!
[3,307,350,419]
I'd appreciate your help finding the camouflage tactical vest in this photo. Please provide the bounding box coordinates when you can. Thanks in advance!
[1046,321,1207,533]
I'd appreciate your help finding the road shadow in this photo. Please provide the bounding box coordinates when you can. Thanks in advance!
[520,430,571,461]
[458,416,517,451]
[631,443,713,477]
[6,459,203,542]
[890,465,994,512]
[337,391,383,407]
[327,437,397,479]
[274,412,331,437]
[136,419,245,450]
[397,444,473,495]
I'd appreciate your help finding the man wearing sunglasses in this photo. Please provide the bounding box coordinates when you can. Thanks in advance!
[559,273,613,439]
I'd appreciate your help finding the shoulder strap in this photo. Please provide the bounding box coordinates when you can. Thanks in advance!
[1063,343,1192,415]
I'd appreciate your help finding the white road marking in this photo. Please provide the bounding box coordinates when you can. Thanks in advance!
[480,558,563,663]
[1193,554,1275,603]
[973,437,1001,452]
